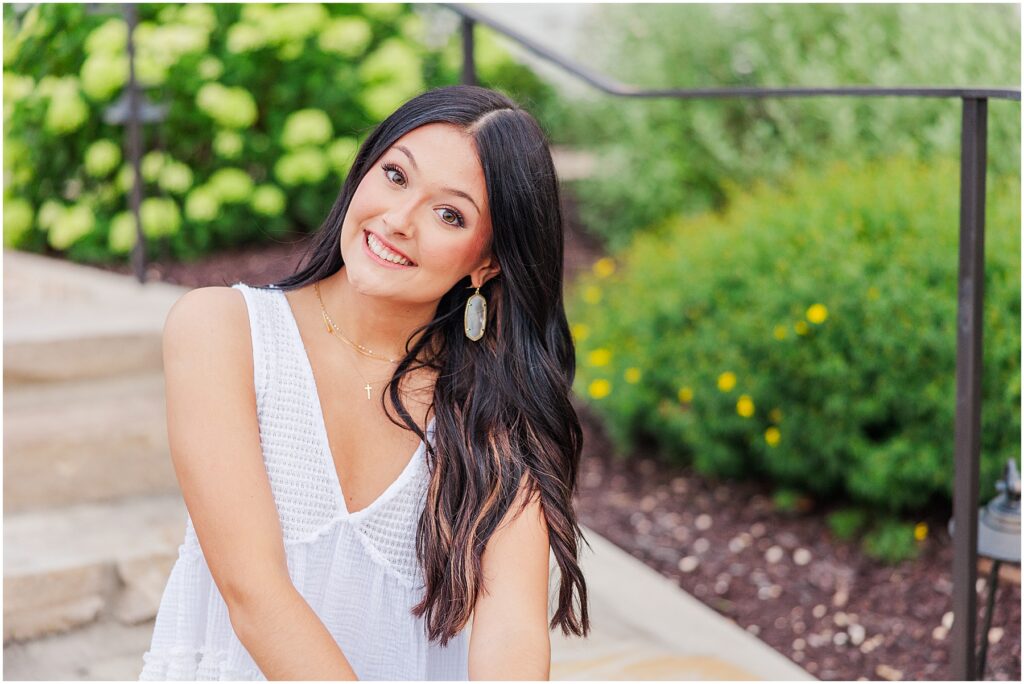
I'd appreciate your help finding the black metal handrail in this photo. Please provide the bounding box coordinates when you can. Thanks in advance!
[442,3,1021,681]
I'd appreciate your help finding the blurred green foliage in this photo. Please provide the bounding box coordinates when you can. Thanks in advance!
[826,508,868,542]
[862,518,920,564]
[560,3,1021,249]
[2,3,559,263]
[569,155,1020,516]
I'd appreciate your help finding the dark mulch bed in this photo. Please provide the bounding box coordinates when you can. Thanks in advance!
[81,192,1019,681]
[572,405,1020,681]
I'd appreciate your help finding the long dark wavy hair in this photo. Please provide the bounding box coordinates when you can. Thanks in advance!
[262,84,589,646]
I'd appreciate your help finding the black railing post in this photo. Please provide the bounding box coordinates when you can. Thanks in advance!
[950,96,988,680]
[461,16,476,86]
[124,3,147,284]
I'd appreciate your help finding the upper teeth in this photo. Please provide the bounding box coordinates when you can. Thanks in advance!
[367,233,413,266]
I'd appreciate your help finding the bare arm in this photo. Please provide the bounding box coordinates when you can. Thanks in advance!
[163,286,358,680]
[468,474,552,680]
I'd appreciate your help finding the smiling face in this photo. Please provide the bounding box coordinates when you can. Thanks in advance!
[339,122,500,304]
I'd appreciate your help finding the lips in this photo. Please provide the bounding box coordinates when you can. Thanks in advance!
[364,230,417,267]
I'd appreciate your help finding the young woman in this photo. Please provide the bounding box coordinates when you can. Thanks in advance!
[140,85,590,681]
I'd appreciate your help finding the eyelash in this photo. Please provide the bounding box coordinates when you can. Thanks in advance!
[380,162,467,228]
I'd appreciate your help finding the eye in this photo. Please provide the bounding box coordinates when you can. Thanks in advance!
[381,162,406,186]
[438,206,466,228]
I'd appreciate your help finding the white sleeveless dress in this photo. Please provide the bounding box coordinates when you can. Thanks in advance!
[139,282,470,680]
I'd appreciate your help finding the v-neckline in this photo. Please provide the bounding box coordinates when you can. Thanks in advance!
[276,286,433,521]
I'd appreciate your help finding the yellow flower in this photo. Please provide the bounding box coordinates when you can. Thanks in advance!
[794,321,809,336]
[588,379,611,399]
[570,323,590,342]
[736,394,755,418]
[717,371,736,392]
[582,285,602,304]
[592,257,616,278]
[587,348,612,367]
[773,324,788,340]
[764,426,781,446]
[769,408,782,423]
[677,386,693,403]
[914,522,928,541]
[624,367,642,384]
[867,286,880,301]
[807,303,829,324]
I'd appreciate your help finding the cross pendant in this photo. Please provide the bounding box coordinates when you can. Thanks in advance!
[364,383,372,400]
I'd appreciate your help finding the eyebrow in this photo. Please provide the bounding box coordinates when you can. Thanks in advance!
[392,145,481,215]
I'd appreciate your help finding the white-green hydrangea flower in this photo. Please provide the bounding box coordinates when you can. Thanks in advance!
[140,197,182,237]
[178,4,217,31]
[274,148,329,186]
[3,197,33,247]
[80,52,128,101]
[268,3,327,44]
[358,38,423,87]
[250,183,286,217]
[141,151,168,183]
[158,162,194,195]
[84,140,122,178]
[135,51,168,88]
[226,23,266,53]
[198,55,223,80]
[3,72,34,105]
[361,2,403,21]
[47,203,95,250]
[317,17,372,57]
[276,40,303,61]
[213,130,243,159]
[360,81,420,122]
[84,18,127,55]
[37,199,64,231]
[196,83,258,129]
[398,13,425,43]
[326,137,359,175]
[44,79,89,135]
[185,185,221,222]
[281,108,333,150]
[116,164,138,193]
[107,211,136,254]
[208,167,253,203]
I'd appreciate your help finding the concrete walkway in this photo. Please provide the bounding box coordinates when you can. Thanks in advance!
[3,249,813,680]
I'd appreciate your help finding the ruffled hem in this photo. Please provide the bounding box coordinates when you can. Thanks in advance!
[140,646,265,681]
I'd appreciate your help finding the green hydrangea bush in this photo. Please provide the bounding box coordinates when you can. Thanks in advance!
[569,155,1020,516]
[3,3,558,263]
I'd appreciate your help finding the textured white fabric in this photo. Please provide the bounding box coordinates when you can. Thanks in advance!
[139,282,469,681]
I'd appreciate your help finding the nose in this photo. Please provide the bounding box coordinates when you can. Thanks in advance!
[381,198,417,239]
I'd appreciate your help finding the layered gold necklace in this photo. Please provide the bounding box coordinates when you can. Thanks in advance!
[314,280,398,399]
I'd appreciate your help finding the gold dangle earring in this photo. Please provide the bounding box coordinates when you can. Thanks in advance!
[464,285,487,341]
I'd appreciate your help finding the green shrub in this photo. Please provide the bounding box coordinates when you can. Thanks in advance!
[862,517,920,564]
[2,3,559,263]
[565,3,1020,249]
[569,155,1020,515]
[826,508,868,541]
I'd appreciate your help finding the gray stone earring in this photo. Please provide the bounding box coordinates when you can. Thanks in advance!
[464,286,487,341]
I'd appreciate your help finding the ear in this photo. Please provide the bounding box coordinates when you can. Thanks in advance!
[469,254,501,289]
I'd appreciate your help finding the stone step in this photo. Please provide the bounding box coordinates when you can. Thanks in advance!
[3,494,186,644]
[3,616,155,681]
[3,371,178,514]
[3,249,186,386]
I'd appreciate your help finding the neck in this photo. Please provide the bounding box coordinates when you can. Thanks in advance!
[318,267,436,362]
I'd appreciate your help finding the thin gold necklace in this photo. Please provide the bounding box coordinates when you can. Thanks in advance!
[314,281,400,363]
[314,280,396,400]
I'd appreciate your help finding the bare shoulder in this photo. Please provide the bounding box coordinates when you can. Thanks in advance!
[163,286,252,385]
